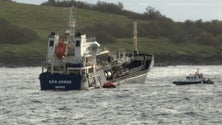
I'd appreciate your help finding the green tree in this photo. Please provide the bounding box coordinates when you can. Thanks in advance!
[195,32,219,46]
[143,6,162,20]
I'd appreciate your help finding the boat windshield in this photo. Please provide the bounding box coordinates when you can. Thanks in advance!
[186,75,199,80]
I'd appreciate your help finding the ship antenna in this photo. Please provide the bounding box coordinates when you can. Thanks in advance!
[133,20,139,55]
[69,6,78,39]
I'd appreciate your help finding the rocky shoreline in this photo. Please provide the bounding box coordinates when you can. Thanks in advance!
[1,55,222,67]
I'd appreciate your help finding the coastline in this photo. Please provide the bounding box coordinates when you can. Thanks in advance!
[1,55,222,67]
[155,55,222,66]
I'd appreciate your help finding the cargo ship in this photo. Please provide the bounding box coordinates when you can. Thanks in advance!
[39,7,154,90]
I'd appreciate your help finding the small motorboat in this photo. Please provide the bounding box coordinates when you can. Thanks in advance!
[173,69,214,85]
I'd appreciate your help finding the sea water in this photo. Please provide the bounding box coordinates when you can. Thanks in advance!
[0,66,222,125]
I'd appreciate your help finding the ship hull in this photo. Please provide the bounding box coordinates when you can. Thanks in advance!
[39,54,153,90]
[116,71,148,84]
[173,80,214,85]
[173,81,201,85]
[121,73,147,83]
[39,70,149,90]
[39,72,82,90]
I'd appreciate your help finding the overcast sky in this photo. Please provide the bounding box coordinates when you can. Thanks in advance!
[15,0,222,22]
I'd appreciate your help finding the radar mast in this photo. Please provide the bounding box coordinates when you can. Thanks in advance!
[68,6,78,40]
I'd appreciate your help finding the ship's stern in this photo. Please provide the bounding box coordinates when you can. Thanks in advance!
[39,72,83,90]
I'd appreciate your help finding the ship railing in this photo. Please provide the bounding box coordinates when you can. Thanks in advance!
[131,55,153,61]
[86,37,96,42]
[87,74,102,88]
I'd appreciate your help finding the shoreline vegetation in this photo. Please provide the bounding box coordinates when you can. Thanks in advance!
[1,1,222,67]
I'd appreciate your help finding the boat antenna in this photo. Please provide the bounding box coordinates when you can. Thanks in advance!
[133,20,139,55]
[68,6,78,39]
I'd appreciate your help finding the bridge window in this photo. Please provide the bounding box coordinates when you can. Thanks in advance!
[49,40,54,46]
[76,40,81,47]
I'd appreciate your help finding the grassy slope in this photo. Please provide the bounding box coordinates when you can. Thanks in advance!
[0,1,222,65]
[113,37,220,57]
[0,1,133,57]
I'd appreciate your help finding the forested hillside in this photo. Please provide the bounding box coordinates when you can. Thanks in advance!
[1,0,222,66]
[41,0,222,47]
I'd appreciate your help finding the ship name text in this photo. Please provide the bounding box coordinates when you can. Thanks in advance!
[49,80,72,84]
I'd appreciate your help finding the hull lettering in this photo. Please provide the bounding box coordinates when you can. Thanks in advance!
[49,80,72,84]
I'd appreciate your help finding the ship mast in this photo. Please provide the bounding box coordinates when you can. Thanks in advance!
[133,20,139,55]
[68,6,78,40]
